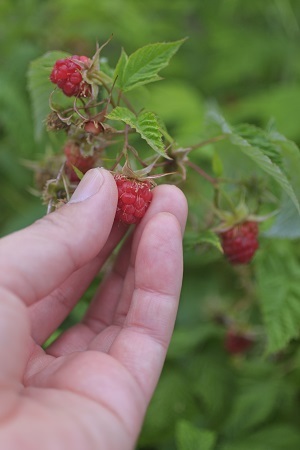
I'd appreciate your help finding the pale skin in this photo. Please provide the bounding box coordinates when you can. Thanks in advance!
[0,168,188,450]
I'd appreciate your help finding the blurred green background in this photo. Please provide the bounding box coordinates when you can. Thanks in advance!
[2,0,300,236]
[2,1,300,449]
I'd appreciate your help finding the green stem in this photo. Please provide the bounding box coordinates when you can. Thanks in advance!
[119,92,137,114]
[109,125,130,171]
[110,150,125,171]
[91,73,117,108]
[213,187,221,209]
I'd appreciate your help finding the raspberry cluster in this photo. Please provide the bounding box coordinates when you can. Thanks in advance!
[220,221,259,265]
[114,175,153,225]
[50,55,91,97]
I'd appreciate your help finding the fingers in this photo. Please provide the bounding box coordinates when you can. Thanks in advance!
[0,288,30,388]
[129,184,187,256]
[45,184,187,356]
[29,222,128,345]
[46,232,135,356]
[110,184,188,327]
[83,232,135,332]
[85,185,187,333]
[0,169,118,306]
[109,211,185,401]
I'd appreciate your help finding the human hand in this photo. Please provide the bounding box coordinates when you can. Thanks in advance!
[0,168,187,450]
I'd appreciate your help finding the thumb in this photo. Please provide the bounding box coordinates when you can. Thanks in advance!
[0,168,118,305]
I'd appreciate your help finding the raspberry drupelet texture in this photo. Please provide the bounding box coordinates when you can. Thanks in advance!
[50,55,91,97]
[220,221,259,265]
[64,141,96,182]
[114,174,153,225]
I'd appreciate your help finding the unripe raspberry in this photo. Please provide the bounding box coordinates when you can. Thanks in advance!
[50,55,91,97]
[114,174,153,225]
[220,221,259,265]
[84,121,104,135]
[64,141,96,182]
[225,330,253,355]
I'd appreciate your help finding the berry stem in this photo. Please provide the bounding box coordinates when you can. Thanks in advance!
[187,134,227,151]
[186,160,218,185]
[73,99,90,121]
[110,146,127,171]
[213,186,221,209]
[91,73,117,108]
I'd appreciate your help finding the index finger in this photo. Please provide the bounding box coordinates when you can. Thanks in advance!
[0,169,117,305]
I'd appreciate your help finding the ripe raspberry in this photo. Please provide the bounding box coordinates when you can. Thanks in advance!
[114,174,153,225]
[50,55,91,97]
[220,221,259,264]
[64,141,96,182]
[225,330,253,355]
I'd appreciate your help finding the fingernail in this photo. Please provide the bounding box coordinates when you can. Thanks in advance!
[69,168,104,203]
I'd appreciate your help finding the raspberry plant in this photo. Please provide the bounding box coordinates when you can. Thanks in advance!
[26,37,300,449]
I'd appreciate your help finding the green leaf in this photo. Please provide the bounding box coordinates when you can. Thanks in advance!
[221,425,300,450]
[27,51,70,140]
[106,106,167,157]
[223,379,280,436]
[265,135,300,238]
[255,240,300,353]
[207,108,300,214]
[115,39,186,92]
[184,230,223,253]
[71,165,84,180]
[114,48,128,87]
[234,123,283,167]
[139,370,198,447]
[265,195,300,238]
[190,350,235,423]
[0,75,35,156]
[176,420,216,450]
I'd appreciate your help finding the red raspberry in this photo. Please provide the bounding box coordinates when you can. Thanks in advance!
[114,174,153,225]
[64,141,96,182]
[50,55,91,97]
[220,221,259,264]
[225,330,253,355]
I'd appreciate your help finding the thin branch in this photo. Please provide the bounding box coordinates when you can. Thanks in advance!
[186,160,218,185]
[188,134,227,151]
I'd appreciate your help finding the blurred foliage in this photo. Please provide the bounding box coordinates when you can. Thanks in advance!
[3,0,300,449]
